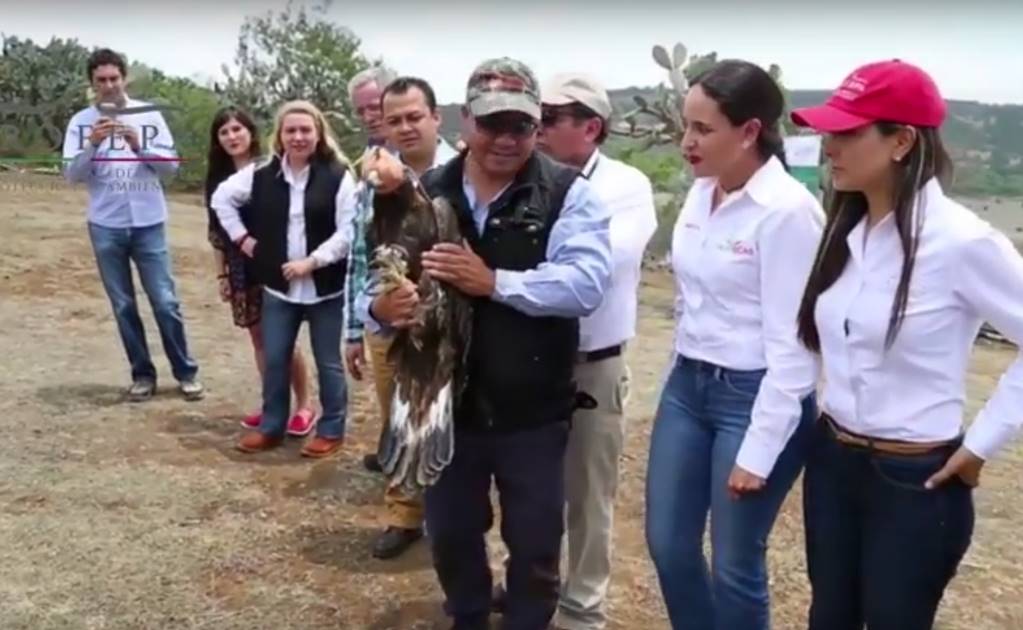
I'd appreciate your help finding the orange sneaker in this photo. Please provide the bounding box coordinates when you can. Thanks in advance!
[236,431,283,453]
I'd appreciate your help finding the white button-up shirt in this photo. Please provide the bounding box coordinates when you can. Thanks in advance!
[671,156,825,477]
[578,150,658,351]
[813,179,1023,460]
[212,155,358,305]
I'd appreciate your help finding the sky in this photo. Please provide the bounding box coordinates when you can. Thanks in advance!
[4,0,1023,105]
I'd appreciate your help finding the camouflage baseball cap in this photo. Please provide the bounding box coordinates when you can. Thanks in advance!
[465,58,541,119]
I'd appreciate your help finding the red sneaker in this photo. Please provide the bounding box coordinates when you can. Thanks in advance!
[240,411,261,430]
[286,408,320,437]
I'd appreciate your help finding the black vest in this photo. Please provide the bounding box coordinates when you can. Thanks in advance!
[423,152,581,433]
[247,156,348,296]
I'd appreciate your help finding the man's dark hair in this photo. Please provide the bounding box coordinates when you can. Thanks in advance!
[87,48,128,81]
[380,76,438,113]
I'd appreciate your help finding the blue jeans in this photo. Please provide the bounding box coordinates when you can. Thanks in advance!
[804,417,974,630]
[645,356,814,630]
[259,291,346,439]
[88,222,198,383]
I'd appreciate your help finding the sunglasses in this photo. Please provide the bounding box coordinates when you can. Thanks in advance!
[475,114,539,138]
[541,107,573,128]
[541,104,598,128]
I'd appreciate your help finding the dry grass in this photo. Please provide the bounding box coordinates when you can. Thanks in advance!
[2,172,1022,629]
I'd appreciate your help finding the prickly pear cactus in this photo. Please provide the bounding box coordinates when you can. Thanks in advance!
[0,35,91,158]
[611,42,785,146]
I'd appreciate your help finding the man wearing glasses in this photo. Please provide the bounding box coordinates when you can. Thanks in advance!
[539,74,657,630]
[361,58,612,630]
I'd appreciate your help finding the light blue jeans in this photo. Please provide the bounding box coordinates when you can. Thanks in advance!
[259,291,347,439]
[88,222,198,383]
[645,355,815,630]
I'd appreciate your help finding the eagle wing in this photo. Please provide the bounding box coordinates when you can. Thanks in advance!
[376,193,471,493]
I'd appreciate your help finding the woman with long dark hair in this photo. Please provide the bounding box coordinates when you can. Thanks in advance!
[212,100,357,458]
[205,106,316,435]
[790,60,1023,629]
[645,60,823,629]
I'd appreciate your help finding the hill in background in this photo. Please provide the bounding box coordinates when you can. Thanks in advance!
[438,88,1023,199]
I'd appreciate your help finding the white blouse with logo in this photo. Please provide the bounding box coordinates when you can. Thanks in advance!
[811,179,1023,462]
[670,156,825,478]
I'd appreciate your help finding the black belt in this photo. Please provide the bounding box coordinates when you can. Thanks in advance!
[577,344,622,364]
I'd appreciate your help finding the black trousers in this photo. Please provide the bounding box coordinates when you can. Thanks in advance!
[804,418,975,630]
[424,421,570,630]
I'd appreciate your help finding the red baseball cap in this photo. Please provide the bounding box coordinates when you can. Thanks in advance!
[791,60,946,132]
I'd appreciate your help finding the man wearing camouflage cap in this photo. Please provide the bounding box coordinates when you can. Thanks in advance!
[361,58,612,630]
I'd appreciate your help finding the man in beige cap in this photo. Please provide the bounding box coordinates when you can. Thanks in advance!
[539,73,657,630]
[360,58,612,630]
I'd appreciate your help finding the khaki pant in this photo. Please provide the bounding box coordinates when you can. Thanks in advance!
[555,353,630,630]
[365,330,425,529]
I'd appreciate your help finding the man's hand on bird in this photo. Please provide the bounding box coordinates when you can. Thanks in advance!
[422,240,495,297]
[370,278,420,328]
[282,257,317,281]
[361,147,406,194]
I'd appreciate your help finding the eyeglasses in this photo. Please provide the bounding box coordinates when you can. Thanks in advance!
[475,114,539,138]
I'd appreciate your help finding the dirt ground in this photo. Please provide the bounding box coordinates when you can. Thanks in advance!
[2,172,1023,629]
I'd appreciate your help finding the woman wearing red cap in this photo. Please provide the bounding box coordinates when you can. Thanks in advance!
[789,60,1023,628]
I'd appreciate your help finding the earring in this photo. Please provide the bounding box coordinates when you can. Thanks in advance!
[894,154,904,163]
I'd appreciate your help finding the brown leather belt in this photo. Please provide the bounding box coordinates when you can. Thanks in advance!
[822,413,958,456]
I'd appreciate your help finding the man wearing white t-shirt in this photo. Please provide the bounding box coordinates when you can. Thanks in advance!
[538,73,658,630]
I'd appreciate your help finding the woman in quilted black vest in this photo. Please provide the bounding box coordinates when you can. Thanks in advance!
[204,106,315,437]
[212,100,359,459]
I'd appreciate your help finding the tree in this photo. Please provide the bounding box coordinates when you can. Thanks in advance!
[0,35,91,159]
[220,0,373,157]
[127,64,223,189]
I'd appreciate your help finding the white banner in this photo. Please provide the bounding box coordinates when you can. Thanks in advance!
[784,135,822,167]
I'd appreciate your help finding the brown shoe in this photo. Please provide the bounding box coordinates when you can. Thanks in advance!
[236,431,283,453]
[301,436,344,458]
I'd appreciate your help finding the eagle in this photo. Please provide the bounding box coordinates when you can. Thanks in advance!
[364,161,471,494]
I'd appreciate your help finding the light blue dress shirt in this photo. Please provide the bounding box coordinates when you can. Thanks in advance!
[356,162,612,331]
[62,98,179,228]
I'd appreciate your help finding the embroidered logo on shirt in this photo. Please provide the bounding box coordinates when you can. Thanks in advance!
[718,239,756,256]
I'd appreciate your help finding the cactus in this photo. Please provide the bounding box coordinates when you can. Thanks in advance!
[610,42,785,147]
[611,43,791,259]
[0,35,91,158]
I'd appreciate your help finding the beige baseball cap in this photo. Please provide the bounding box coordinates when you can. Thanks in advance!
[541,73,612,120]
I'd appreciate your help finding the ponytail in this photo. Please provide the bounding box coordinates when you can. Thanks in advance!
[757,123,788,170]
